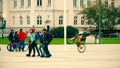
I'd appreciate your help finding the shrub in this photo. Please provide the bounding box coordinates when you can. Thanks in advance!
[50,26,79,38]
[67,26,79,38]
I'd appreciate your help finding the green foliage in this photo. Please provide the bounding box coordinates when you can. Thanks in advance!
[67,26,79,38]
[79,2,120,30]
[50,27,64,38]
[50,26,79,38]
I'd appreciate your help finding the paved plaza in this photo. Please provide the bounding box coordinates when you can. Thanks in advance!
[0,44,120,68]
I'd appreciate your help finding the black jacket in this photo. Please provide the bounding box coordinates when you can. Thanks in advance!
[8,32,14,41]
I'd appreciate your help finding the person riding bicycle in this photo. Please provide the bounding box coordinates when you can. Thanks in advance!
[7,29,14,51]
[75,35,83,49]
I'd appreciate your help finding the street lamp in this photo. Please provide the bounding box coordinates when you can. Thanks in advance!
[98,0,102,44]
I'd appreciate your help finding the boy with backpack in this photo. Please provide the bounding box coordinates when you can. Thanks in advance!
[42,29,53,58]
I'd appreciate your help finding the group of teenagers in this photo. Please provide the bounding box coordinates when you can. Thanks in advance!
[8,28,53,58]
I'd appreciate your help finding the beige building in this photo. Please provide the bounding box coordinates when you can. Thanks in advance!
[0,0,120,32]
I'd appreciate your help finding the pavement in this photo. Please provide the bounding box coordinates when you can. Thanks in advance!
[0,44,120,68]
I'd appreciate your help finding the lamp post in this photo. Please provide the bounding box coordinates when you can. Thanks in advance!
[98,0,102,44]
[64,0,67,48]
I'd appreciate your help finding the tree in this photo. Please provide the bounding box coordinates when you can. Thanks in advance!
[79,2,120,30]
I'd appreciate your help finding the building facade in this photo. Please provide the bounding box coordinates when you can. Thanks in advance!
[1,0,120,32]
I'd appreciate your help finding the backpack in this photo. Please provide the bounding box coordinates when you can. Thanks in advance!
[46,32,53,44]
[35,32,39,42]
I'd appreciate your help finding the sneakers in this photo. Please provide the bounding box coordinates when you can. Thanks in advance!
[45,55,52,58]
[32,55,35,57]
[26,54,36,57]
[26,54,30,57]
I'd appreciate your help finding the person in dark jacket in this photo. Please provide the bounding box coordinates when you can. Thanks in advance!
[42,29,52,58]
[39,31,45,57]
[8,29,14,51]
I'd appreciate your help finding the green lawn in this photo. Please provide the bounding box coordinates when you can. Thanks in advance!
[0,37,120,45]
[102,38,120,44]
[0,38,64,45]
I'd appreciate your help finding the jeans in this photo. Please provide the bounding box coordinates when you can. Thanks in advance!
[43,43,51,57]
[39,44,45,56]
[19,41,25,51]
[10,41,13,50]
[28,41,36,55]
[35,43,40,55]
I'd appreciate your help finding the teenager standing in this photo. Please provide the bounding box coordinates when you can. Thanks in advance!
[26,28,36,57]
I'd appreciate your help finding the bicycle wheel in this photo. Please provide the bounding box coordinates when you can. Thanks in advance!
[77,44,86,53]
[7,44,11,51]
[24,44,29,52]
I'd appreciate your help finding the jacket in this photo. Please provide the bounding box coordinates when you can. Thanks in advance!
[18,31,26,41]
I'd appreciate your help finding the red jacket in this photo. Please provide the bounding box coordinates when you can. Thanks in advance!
[18,31,27,41]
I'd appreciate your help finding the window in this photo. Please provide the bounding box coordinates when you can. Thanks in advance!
[81,16,84,25]
[48,0,51,6]
[111,0,114,7]
[59,16,63,25]
[105,0,108,7]
[87,0,90,7]
[37,16,42,25]
[73,0,77,7]
[27,16,30,25]
[20,16,23,25]
[21,0,24,7]
[74,16,77,25]
[28,0,31,7]
[80,0,84,6]
[13,0,17,8]
[37,0,42,6]
[87,19,91,25]
[12,16,15,25]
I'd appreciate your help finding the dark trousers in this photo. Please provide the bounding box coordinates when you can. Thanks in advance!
[35,43,40,55]
[19,41,25,51]
[39,44,45,56]
[43,43,51,56]
[28,42,36,55]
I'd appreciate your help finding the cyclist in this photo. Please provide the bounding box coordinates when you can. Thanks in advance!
[76,35,83,49]
[7,29,14,51]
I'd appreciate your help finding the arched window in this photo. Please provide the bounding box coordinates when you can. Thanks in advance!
[12,16,15,25]
[87,19,91,25]
[13,0,17,8]
[20,16,23,25]
[105,0,108,7]
[27,16,30,25]
[48,0,51,6]
[59,16,63,25]
[37,0,42,6]
[74,16,77,25]
[73,0,77,7]
[80,0,84,6]
[111,0,114,7]
[37,16,42,25]
[21,0,24,7]
[28,0,31,7]
[81,16,84,25]
[87,0,90,6]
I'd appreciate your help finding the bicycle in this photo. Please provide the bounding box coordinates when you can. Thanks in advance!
[67,34,86,53]
[7,42,29,52]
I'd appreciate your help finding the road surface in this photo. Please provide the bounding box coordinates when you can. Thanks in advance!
[0,44,120,68]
